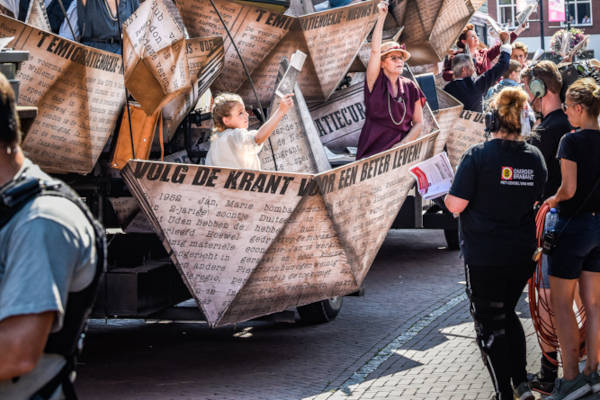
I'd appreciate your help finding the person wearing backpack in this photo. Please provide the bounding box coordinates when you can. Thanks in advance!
[0,72,105,400]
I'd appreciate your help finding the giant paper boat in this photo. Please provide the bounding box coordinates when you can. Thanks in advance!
[122,131,438,327]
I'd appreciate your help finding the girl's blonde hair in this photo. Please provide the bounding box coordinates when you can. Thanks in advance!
[566,77,600,118]
[212,92,244,133]
[489,87,528,134]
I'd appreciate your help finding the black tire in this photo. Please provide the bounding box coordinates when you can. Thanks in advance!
[297,297,343,324]
[444,229,460,250]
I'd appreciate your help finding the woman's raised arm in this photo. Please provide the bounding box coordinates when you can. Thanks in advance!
[366,1,388,93]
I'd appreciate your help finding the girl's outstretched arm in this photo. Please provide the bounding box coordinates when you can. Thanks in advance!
[255,93,294,144]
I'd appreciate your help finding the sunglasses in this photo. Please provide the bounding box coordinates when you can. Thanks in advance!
[561,102,578,112]
[385,55,405,62]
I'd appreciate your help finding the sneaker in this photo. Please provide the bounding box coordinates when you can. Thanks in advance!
[546,374,592,400]
[514,381,534,400]
[585,371,600,393]
[528,373,555,395]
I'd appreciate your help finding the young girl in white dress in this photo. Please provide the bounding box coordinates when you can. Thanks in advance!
[205,93,294,170]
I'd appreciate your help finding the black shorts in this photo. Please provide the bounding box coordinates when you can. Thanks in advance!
[549,213,600,279]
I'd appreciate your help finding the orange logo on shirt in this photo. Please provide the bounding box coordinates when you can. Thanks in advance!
[501,166,513,180]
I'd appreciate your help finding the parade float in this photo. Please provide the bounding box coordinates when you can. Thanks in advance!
[1,0,573,327]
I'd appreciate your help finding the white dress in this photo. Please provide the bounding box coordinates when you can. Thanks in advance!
[205,128,263,170]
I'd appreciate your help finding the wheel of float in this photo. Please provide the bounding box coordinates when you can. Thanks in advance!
[444,228,459,250]
[297,296,343,324]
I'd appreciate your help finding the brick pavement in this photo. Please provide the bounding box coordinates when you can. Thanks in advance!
[307,288,600,400]
[76,230,600,400]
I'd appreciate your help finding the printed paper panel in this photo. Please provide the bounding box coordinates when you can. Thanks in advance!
[445,109,486,169]
[0,16,125,174]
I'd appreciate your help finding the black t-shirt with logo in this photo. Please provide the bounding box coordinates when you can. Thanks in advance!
[557,129,600,217]
[528,109,572,199]
[450,139,547,266]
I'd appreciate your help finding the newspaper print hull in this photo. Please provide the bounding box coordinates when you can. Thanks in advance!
[432,88,463,156]
[445,109,487,169]
[122,132,437,327]
[0,16,125,174]
[176,0,377,105]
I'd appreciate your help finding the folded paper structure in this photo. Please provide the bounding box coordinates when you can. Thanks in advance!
[122,132,438,327]
[123,0,224,116]
[0,15,125,174]
[401,0,486,65]
[176,0,378,104]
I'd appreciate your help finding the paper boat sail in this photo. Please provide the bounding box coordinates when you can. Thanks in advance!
[402,0,486,65]
[160,36,225,141]
[122,0,224,115]
[175,0,378,104]
[258,58,331,173]
[0,15,125,174]
[24,0,51,31]
[122,132,438,327]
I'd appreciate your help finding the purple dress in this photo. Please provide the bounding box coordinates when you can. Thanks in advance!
[356,70,426,159]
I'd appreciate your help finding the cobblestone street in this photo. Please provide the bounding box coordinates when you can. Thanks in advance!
[76,230,599,400]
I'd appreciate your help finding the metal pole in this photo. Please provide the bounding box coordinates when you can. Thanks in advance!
[566,0,571,30]
[539,0,545,50]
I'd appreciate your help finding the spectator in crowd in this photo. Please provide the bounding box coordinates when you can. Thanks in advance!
[0,72,103,399]
[486,60,522,101]
[444,43,511,112]
[77,0,138,54]
[543,77,600,400]
[512,41,529,69]
[314,0,351,11]
[522,60,572,395]
[0,0,138,53]
[356,1,425,159]
[442,22,525,82]
[0,0,77,39]
[445,87,547,400]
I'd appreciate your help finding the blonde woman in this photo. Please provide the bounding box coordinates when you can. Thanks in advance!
[445,87,547,400]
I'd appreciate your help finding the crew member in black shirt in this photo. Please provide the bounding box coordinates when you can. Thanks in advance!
[445,87,547,400]
[543,78,600,400]
[522,60,571,394]
[443,43,511,112]
[524,61,572,199]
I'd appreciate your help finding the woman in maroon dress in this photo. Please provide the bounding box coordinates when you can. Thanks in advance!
[356,1,425,160]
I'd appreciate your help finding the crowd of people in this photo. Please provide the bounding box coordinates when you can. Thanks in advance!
[348,3,600,400]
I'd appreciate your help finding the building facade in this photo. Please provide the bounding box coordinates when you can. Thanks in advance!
[487,0,599,57]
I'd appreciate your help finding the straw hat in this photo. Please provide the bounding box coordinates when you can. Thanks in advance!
[381,41,411,61]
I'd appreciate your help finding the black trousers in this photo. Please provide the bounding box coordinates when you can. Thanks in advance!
[465,262,535,400]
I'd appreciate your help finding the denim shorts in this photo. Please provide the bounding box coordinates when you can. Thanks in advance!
[549,213,600,279]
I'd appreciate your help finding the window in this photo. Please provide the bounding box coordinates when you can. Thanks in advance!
[562,0,592,26]
[497,0,517,28]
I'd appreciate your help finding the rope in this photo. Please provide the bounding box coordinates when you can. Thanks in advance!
[528,204,587,365]
[208,0,279,171]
